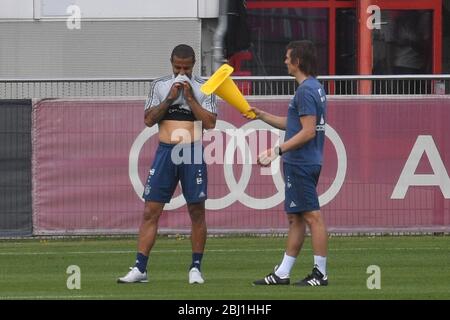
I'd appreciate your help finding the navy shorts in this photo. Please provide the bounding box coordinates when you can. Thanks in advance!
[283,162,321,213]
[143,142,207,204]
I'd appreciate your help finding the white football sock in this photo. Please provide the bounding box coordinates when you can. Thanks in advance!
[314,255,327,276]
[274,253,296,278]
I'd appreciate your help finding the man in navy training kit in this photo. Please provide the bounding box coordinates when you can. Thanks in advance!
[118,44,217,284]
[248,40,328,286]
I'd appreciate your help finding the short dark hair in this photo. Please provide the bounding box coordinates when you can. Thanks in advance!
[171,44,196,63]
[286,40,317,77]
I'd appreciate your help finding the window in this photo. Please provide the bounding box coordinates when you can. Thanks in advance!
[372,10,432,75]
[246,7,328,76]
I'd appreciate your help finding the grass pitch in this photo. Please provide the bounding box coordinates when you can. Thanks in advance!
[0,235,449,300]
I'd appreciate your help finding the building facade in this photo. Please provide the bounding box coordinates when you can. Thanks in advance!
[0,0,448,80]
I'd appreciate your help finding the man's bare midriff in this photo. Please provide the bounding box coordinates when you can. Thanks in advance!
[157,120,202,144]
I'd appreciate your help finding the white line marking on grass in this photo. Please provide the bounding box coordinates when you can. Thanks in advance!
[0,293,191,300]
[0,247,447,256]
[0,250,135,255]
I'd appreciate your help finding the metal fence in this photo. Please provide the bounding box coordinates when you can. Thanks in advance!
[1,75,449,99]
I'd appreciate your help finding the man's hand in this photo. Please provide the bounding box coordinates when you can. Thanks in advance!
[243,107,264,120]
[182,81,195,102]
[257,148,278,167]
[165,83,182,103]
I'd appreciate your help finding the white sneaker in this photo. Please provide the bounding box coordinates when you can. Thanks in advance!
[117,267,148,283]
[188,267,205,284]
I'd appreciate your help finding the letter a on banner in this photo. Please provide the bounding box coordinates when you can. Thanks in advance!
[391,135,450,199]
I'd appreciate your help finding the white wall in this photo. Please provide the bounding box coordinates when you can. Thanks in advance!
[0,20,201,78]
[198,0,219,18]
[52,0,198,18]
[0,0,219,78]
[0,0,34,19]
[0,0,220,19]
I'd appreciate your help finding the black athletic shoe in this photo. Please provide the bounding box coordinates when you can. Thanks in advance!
[294,267,328,286]
[253,268,290,285]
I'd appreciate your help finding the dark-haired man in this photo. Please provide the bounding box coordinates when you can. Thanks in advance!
[118,44,217,284]
[248,40,329,287]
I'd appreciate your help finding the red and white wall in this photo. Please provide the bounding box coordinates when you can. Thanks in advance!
[31,96,450,234]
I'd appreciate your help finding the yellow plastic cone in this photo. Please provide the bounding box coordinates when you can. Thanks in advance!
[201,64,256,119]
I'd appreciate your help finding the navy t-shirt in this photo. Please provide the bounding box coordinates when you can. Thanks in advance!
[283,77,327,165]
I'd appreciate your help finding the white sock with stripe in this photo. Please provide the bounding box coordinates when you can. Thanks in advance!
[274,253,296,278]
[314,255,327,276]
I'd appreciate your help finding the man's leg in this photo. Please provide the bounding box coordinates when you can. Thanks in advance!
[303,210,328,261]
[187,202,207,257]
[274,214,307,279]
[285,213,307,257]
[117,201,164,283]
[253,214,305,285]
[276,162,308,279]
[187,202,206,285]
[137,201,165,255]
[294,210,329,286]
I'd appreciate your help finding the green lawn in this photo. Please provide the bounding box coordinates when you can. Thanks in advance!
[0,236,449,300]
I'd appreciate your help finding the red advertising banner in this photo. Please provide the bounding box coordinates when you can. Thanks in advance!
[32,96,450,234]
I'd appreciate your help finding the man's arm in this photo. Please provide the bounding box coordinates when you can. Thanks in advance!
[280,87,318,152]
[258,111,287,130]
[245,107,287,130]
[144,83,181,127]
[257,115,316,166]
[144,99,171,127]
[279,115,316,153]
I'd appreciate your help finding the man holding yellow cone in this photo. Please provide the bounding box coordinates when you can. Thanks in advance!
[248,40,329,287]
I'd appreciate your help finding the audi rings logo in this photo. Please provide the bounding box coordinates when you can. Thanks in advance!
[129,120,347,210]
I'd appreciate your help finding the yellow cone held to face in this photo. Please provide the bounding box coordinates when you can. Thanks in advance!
[200,64,256,119]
